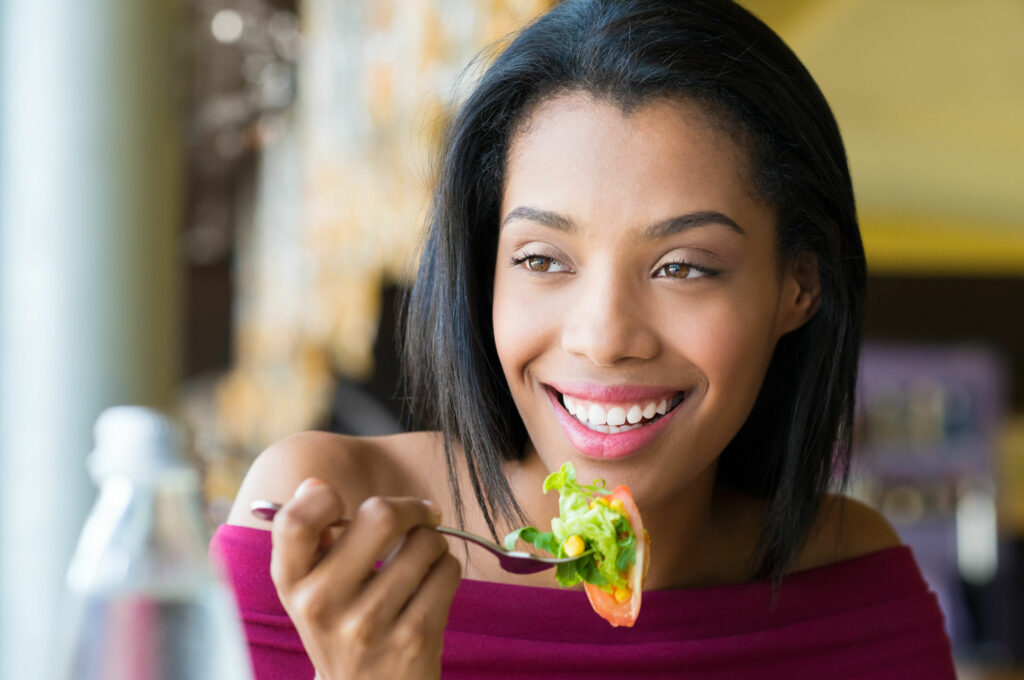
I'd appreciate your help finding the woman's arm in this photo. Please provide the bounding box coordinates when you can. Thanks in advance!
[226,432,460,680]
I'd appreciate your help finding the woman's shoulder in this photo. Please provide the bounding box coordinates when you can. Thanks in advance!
[225,429,449,529]
[788,493,903,574]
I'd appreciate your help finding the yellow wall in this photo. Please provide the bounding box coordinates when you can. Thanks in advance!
[739,0,1024,278]
[861,215,1024,277]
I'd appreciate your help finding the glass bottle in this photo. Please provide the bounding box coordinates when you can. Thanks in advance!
[55,406,253,679]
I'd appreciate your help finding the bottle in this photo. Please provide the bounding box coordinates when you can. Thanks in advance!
[55,406,254,679]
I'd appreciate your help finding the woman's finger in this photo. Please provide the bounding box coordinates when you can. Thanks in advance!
[269,477,347,590]
[393,552,462,648]
[310,495,442,586]
[351,525,451,626]
[291,495,442,613]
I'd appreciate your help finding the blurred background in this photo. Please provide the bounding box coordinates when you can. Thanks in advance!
[0,0,1021,678]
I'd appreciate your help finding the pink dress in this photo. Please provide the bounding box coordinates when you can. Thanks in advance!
[210,524,956,679]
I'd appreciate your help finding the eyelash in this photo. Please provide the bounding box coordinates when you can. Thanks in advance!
[654,261,718,280]
[509,252,568,273]
[509,253,718,279]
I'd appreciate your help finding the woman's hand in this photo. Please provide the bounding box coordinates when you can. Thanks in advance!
[270,477,461,680]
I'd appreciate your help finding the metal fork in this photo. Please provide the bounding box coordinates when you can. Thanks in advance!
[250,500,591,574]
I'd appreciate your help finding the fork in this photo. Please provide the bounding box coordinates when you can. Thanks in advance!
[250,500,592,574]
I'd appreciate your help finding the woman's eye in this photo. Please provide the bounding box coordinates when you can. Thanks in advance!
[516,254,566,273]
[656,262,708,279]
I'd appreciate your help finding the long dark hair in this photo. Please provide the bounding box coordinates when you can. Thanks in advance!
[401,0,864,584]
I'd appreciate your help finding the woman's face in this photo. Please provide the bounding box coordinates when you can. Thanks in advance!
[492,92,815,504]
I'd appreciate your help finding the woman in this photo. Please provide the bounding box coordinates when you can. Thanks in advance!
[212,1,956,677]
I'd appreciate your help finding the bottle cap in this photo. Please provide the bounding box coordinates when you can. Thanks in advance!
[88,406,192,483]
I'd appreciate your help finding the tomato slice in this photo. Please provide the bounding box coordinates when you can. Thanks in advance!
[583,485,649,627]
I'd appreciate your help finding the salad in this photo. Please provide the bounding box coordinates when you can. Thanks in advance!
[504,462,650,627]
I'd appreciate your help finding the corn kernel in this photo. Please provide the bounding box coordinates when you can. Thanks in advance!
[610,498,625,514]
[614,586,631,602]
[563,534,586,557]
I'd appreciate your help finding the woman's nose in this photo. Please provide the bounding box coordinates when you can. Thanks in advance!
[559,273,659,366]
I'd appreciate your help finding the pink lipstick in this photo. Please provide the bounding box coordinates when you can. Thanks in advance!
[545,384,686,460]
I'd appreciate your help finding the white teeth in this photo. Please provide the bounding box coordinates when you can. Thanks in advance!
[561,393,682,433]
[606,407,626,426]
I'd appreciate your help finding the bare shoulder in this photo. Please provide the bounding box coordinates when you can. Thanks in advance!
[791,493,903,573]
[225,429,448,529]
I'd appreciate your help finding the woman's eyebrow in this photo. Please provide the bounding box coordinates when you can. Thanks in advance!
[501,206,576,232]
[644,211,746,238]
[501,206,746,238]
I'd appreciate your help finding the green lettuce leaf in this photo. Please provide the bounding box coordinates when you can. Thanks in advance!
[503,462,636,591]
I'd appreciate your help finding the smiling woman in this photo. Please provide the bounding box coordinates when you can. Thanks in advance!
[492,95,801,492]
[211,1,957,678]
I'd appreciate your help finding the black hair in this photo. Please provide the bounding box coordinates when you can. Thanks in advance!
[401,0,864,584]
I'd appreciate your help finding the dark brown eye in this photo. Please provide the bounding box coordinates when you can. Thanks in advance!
[661,263,691,278]
[513,253,568,273]
[525,256,552,272]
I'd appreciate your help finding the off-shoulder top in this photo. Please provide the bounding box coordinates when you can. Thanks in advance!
[210,524,955,679]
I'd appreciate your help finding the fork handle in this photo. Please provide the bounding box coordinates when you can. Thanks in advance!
[250,501,471,536]
[250,500,510,552]
[250,500,351,527]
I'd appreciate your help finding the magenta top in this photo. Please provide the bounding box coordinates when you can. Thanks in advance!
[210,524,955,679]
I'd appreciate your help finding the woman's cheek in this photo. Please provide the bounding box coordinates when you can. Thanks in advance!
[491,294,519,379]
[687,303,774,419]
[492,281,548,382]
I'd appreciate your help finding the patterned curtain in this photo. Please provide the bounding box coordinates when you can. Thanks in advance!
[198,0,553,514]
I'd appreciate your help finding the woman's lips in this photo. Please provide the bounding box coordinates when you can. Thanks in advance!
[544,385,686,460]
[546,381,682,402]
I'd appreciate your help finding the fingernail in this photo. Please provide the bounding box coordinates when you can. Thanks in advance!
[422,499,442,522]
[294,477,324,498]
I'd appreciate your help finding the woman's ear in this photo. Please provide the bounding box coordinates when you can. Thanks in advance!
[776,251,821,336]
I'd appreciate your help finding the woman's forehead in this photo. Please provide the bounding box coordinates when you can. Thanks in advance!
[500,92,768,238]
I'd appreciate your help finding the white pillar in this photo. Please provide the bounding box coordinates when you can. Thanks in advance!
[0,1,182,677]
